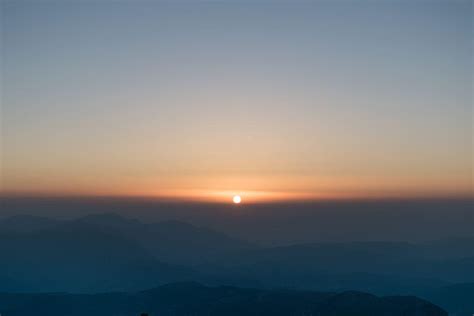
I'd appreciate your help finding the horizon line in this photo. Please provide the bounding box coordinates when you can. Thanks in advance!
[1,191,472,205]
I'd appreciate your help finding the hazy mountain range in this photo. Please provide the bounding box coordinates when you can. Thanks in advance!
[0,213,472,315]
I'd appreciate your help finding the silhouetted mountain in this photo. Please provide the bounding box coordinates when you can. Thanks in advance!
[72,213,256,265]
[0,282,447,316]
[0,213,471,315]
[76,212,142,228]
[3,198,471,244]
[0,215,60,233]
[0,213,255,292]
[423,283,474,316]
[0,222,195,292]
[421,237,474,260]
[0,212,256,264]
[199,241,471,292]
[138,219,256,265]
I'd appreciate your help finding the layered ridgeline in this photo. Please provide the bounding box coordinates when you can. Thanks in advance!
[0,282,447,316]
[0,214,472,315]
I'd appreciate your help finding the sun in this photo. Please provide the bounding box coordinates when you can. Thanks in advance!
[232,195,242,204]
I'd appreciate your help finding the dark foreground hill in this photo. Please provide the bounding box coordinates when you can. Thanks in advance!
[0,282,447,316]
[423,283,474,316]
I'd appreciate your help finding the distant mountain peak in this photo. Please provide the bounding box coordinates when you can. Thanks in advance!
[76,212,142,226]
[0,214,60,233]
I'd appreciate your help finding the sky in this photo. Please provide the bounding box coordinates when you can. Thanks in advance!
[1,0,472,203]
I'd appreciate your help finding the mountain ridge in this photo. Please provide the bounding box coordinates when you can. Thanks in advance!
[0,282,448,316]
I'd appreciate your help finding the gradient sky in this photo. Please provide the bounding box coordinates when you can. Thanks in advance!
[1,0,472,202]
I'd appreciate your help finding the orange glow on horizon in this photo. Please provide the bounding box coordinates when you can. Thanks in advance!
[1,186,472,204]
[2,169,472,203]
